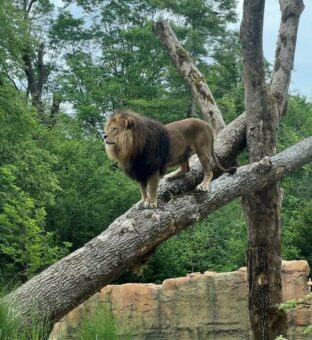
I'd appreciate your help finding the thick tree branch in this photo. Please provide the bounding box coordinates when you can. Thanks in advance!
[241,0,276,161]
[153,21,225,133]
[271,0,304,116]
[6,137,312,325]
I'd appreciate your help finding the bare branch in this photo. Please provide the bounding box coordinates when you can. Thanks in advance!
[6,137,312,325]
[271,0,305,116]
[26,0,37,16]
[155,0,303,200]
[153,21,225,133]
[6,74,20,92]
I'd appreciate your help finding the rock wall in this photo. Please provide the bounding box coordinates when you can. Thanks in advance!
[50,260,310,340]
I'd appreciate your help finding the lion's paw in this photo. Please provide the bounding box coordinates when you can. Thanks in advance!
[196,184,209,192]
[135,200,145,209]
[164,174,174,181]
[143,201,157,209]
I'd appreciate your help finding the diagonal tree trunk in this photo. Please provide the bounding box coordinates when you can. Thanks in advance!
[5,137,312,325]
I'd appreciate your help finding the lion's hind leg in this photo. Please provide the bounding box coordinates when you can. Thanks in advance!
[164,161,190,181]
[196,151,213,192]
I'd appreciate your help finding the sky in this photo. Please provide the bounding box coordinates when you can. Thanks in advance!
[54,0,311,100]
[235,0,312,99]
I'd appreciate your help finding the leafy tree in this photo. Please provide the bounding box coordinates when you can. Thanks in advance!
[50,0,240,130]
[279,96,312,264]
[0,166,69,281]
[0,86,69,281]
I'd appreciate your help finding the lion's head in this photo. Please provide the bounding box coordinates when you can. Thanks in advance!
[104,111,145,164]
[104,110,170,184]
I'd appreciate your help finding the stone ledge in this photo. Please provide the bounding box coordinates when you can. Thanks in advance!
[49,260,310,340]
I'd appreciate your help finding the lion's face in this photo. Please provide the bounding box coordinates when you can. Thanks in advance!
[104,120,123,146]
[104,112,137,162]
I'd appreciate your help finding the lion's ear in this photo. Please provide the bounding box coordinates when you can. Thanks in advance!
[124,116,135,129]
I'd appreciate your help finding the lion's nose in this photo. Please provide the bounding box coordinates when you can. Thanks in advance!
[103,134,107,140]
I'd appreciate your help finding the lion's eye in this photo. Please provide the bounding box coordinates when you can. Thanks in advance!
[111,127,118,132]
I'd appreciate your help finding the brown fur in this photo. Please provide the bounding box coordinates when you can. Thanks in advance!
[104,111,236,208]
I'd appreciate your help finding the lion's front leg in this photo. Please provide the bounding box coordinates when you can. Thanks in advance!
[136,181,147,208]
[144,173,160,208]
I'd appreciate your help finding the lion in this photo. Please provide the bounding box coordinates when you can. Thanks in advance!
[104,111,236,208]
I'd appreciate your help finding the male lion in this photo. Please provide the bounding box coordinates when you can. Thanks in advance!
[104,111,236,208]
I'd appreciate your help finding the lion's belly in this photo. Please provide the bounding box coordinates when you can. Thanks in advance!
[166,146,193,167]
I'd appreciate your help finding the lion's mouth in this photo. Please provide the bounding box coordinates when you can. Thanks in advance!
[105,141,115,145]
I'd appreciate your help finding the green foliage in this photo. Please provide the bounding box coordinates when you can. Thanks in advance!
[0,165,69,280]
[0,289,50,340]
[128,97,190,123]
[279,294,312,311]
[50,0,241,132]
[279,299,300,311]
[303,325,312,336]
[279,294,312,337]
[0,293,21,340]
[278,96,312,265]
[0,86,70,281]
[73,303,132,340]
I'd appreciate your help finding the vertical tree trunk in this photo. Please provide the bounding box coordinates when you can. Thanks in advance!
[241,0,286,338]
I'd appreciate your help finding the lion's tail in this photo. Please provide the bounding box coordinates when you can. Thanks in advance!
[211,138,236,174]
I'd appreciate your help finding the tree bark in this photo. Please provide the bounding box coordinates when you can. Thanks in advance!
[240,0,303,338]
[5,137,312,325]
[241,0,282,337]
[271,0,305,116]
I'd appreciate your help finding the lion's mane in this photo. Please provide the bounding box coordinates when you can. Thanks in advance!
[106,111,170,183]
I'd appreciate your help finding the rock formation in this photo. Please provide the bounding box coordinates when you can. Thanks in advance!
[50,260,310,339]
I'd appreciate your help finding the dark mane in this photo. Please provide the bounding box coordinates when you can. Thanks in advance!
[119,112,170,183]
